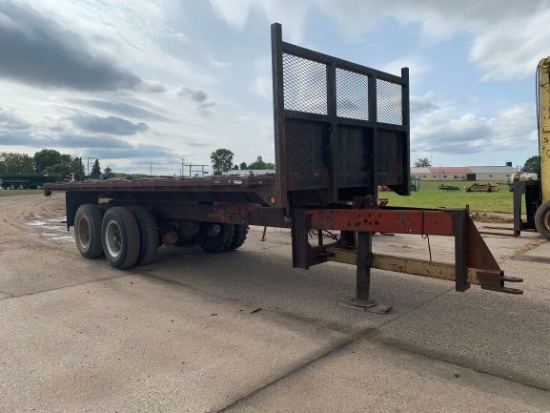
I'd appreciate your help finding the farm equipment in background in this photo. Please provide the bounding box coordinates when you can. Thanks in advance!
[439,184,460,192]
[514,57,550,239]
[465,183,499,193]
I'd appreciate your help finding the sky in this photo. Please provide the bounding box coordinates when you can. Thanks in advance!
[0,0,549,175]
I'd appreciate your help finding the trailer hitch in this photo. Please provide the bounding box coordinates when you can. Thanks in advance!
[291,206,523,308]
[473,269,523,295]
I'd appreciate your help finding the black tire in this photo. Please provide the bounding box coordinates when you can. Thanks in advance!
[129,205,158,265]
[228,224,248,250]
[101,207,140,269]
[534,200,550,240]
[198,223,235,253]
[74,204,104,258]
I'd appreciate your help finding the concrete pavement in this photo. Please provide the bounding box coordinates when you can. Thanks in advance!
[1,194,549,412]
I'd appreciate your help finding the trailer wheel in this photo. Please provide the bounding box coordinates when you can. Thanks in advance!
[74,204,104,259]
[129,205,158,265]
[534,200,550,240]
[101,207,140,269]
[198,223,235,253]
[228,224,248,250]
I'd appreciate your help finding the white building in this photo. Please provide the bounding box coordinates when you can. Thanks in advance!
[411,165,517,181]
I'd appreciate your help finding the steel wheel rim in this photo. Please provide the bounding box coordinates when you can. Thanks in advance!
[77,218,90,248]
[105,220,122,258]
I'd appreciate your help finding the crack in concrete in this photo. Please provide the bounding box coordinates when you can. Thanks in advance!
[210,285,550,412]
[0,273,128,301]
[0,290,14,298]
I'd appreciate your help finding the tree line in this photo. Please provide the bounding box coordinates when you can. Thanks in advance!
[210,149,275,175]
[0,149,112,180]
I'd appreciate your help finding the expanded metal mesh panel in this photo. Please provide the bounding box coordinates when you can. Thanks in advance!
[336,68,369,120]
[377,79,402,125]
[282,53,327,115]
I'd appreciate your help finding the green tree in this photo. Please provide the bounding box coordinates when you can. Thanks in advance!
[210,148,234,175]
[0,152,34,173]
[103,167,114,179]
[414,157,431,167]
[50,154,73,178]
[523,156,541,175]
[248,155,266,170]
[239,162,247,170]
[71,157,85,181]
[90,159,102,179]
[247,155,275,170]
[34,149,62,173]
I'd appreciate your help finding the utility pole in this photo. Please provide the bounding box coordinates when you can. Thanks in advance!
[181,158,184,178]
[87,157,91,177]
[150,163,153,177]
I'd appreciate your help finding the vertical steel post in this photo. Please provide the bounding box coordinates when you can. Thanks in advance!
[291,209,310,269]
[368,75,378,195]
[271,23,287,210]
[356,231,373,301]
[401,67,411,193]
[453,210,469,292]
[513,180,525,236]
[327,62,337,203]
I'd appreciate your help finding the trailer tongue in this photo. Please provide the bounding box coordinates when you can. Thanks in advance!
[45,23,522,311]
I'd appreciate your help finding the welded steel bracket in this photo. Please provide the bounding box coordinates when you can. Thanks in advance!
[303,206,523,296]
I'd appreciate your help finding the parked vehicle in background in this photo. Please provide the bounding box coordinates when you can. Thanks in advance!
[0,173,60,189]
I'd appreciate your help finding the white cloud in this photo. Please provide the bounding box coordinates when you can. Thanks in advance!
[207,0,550,81]
[208,0,311,42]
[411,99,537,159]
[321,0,550,80]
[469,9,550,81]
[208,0,256,29]
[20,0,210,86]
[250,56,272,100]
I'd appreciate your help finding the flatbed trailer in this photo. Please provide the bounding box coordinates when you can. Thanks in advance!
[1,173,59,189]
[45,24,522,310]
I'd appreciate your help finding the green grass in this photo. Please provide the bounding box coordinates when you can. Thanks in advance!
[0,189,43,197]
[382,181,515,213]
